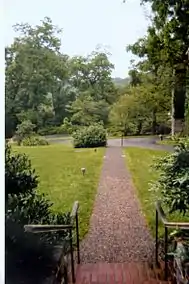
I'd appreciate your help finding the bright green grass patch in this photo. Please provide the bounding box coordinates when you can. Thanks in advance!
[124,147,189,237]
[157,140,176,146]
[13,144,105,239]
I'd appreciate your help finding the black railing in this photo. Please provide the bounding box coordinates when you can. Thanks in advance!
[24,201,80,284]
[155,201,189,281]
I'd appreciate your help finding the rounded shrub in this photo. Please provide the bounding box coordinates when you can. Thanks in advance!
[72,124,107,148]
[22,136,49,146]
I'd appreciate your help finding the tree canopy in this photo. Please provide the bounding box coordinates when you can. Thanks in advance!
[5,3,189,138]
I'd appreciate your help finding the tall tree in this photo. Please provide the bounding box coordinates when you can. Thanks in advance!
[68,50,117,126]
[5,17,69,136]
[127,0,189,134]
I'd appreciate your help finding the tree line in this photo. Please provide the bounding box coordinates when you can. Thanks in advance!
[5,0,189,139]
[117,0,189,136]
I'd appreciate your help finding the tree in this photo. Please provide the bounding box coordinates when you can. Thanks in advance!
[110,78,171,136]
[5,22,118,136]
[68,92,109,126]
[126,0,189,135]
[68,50,117,126]
[110,86,151,135]
[69,50,116,104]
[5,17,69,136]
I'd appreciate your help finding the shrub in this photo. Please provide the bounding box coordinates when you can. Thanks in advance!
[150,138,189,215]
[21,136,49,146]
[6,192,71,245]
[5,143,38,197]
[61,117,73,134]
[72,124,107,148]
[15,120,36,143]
[5,142,69,228]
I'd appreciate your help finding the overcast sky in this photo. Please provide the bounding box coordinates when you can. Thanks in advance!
[4,0,151,78]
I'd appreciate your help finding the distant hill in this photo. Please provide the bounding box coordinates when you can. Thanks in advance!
[112,77,130,87]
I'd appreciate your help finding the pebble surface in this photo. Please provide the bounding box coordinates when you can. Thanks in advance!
[80,147,154,263]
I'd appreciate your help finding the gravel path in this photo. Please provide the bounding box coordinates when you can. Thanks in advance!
[80,147,154,263]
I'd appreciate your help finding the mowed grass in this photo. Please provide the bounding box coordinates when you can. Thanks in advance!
[13,144,105,239]
[124,147,189,237]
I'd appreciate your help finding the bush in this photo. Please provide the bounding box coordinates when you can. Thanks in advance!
[6,192,70,245]
[72,124,107,148]
[21,136,49,146]
[5,142,69,229]
[150,138,189,215]
[15,120,36,143]
[61,117,73,134]
[5,143,38,197]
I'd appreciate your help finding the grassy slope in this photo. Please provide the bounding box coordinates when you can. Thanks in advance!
[14,144,105,238]
[124,147,189,237]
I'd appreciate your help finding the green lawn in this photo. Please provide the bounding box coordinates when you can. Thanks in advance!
[108,135,156,139]
[14,144,105,239]
[124,147,189,237]
[157,139,176,146]
[157,137,188,146]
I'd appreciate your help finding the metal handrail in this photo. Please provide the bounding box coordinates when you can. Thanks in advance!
[156,201,189,229]
[24,201,80,284]
[155,200,189,281]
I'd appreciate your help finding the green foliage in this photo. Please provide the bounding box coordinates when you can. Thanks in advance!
[5,19,118,136]
[5,17,69,134]
[109,83,171,136]
[151,138,189,215]
[61,117,73,134]
[67,50,117,127]
[15,120,36,143]
[37,125,66,136]
[6,192,70,245]
[72,124,107,148]
[5,142,38,197]
[126,0,189,135]
[21,136,49,146]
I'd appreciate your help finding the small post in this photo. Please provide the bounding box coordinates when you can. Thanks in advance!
[76,212,80,264]
[164,226,168,280]
[155,210,159,266]
[81,168,86,176]
[121,135,123,147]
[69,228,75,283]
[159,134,163,141]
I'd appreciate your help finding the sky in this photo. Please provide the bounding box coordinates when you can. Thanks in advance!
[4,0,151,78]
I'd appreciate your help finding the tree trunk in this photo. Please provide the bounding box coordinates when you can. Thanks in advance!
[152,110,157,135]
[171,85,175,137]
[137,121,142,135]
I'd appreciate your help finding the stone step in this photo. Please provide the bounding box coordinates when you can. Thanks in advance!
[75,262,171,284]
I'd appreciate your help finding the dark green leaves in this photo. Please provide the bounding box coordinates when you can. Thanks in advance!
[151,138,189,214]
